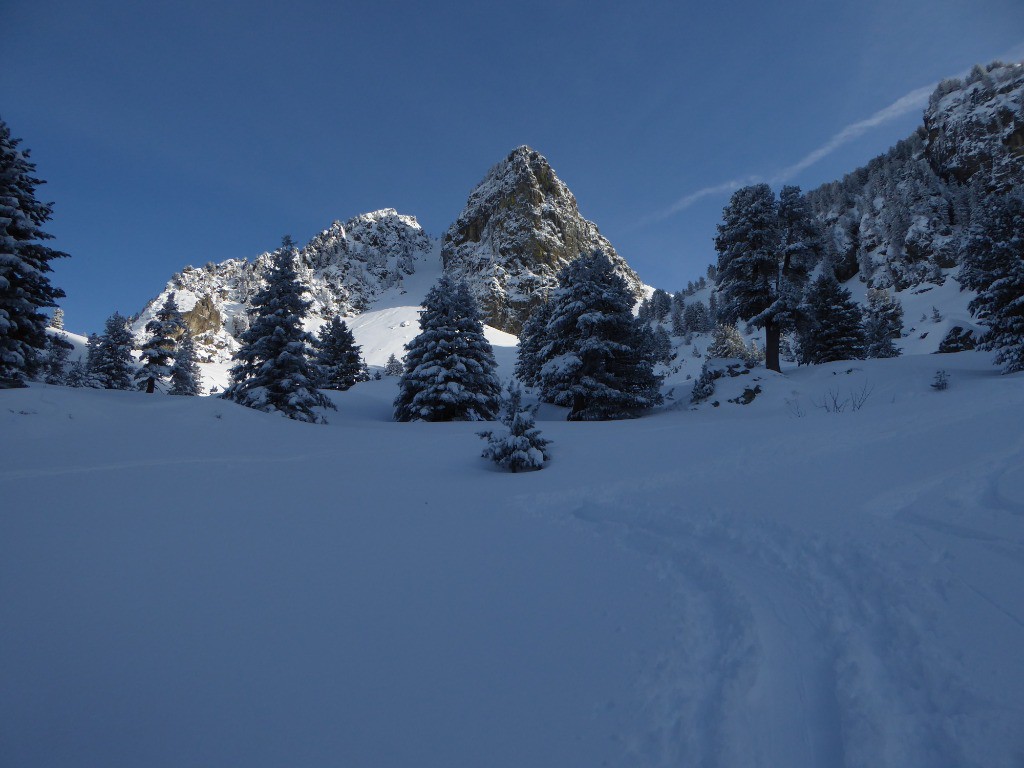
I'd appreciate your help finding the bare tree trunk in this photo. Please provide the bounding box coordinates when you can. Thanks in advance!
[765,322,781,373]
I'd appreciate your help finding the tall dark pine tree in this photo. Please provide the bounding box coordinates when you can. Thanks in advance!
[169,327,203,396]
[715,184,818,372]
[93,312,136,389]
[796,272,866,365]
[222,236,334,423]
[538,251,662,421]
[0,119,67,387]
[313,317,364,390]
[395,276,501,422]
[776,185,817,326]
[959,191,1024,373]
[136,293,186,393]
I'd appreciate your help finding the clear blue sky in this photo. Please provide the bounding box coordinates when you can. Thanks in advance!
[4,0,1022,334]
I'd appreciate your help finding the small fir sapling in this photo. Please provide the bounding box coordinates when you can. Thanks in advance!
[479,382,551,472]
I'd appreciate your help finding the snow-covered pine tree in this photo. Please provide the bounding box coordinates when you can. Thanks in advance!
[136,293,186,393]
[222,236,334,423]
[706,323,747,360]
[383,353,404,377]
[796,272,866,364]
[649,289,672,323]
[683,300,711,334]
[776,185,817,323]
[670,293,686,335]
[478,381,551,472]
[51,307,64,330]
[652,325,673,364]
[863,288,904,358]
[514,300,554,387]
[959,191,1024,373]
[42,332,71,384]
[313,316,364,390]
[0,119,68,387]
[715,184,810,373]
[93,313,136,389]
[394,275,502,422]
[169,327,203,396]
[690,359,718,403]
[538,251,662,421]
[64,361,89,388]
[79,333,106,388]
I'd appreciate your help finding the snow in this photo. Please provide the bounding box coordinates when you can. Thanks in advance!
[2,347,1023,767]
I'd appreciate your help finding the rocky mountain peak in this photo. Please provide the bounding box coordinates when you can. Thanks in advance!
[441,146,643,334]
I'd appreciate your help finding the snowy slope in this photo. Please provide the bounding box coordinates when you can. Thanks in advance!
[3,351,1023,768]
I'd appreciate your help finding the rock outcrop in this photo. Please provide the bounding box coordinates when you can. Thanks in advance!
[440,146,643,334]
[133,209,433,363]
[806,61,1023,291]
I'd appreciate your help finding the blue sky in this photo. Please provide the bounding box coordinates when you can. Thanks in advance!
[4,0,1022,333]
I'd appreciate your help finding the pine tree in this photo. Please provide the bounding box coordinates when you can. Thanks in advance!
[0,119,68,387]
[478,381,551,472]
[776,185,818,325]
[136,293,186,393]
[796,273,866,364]
[93,313,136,389]
[706,323,748,359]
[42,332,72,384]
[863,288,904,358]
[51,307,64,330]
[383,353,404,377]
[169,327,203,396]
[538,251,662,421]
[683,301,711,334]
[690,360,718,403]
[80,333,106,388]
[649,289,672,323]
[222,236,334,423]
[959,191,1024,373]
[715,184,819,372]
[313,317,364,390]
[394,275,501,422]
[670,294,686,335]
[652,325,673,364]
[514,300,554,387]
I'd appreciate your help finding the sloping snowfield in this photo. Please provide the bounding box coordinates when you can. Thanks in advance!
[2,350,1022,767]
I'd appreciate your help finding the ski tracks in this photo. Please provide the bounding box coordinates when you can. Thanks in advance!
[540,495,998,767]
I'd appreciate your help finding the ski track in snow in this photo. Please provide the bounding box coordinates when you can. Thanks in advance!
[519,434,1024,767]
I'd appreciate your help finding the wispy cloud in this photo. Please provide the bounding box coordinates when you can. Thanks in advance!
[769,83,935,183]
[644,44,1024,226]
[640,175,763,225]
[642,80,938,225]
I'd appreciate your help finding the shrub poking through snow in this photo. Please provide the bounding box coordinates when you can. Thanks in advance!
[479,381,551,472]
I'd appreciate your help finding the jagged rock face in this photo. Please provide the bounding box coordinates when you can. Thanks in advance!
[441,146,643,334]
[925,62,1024,185]
[133,209,433,363]
[807,62,1024,292]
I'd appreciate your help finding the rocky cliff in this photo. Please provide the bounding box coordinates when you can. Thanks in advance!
[440,146,643,334]
[133,209,433,363]
[806,61,1023,291]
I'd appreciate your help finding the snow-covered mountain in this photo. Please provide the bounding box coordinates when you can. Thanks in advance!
[136,146,639,361]
[133,209,434,364]
[441,146,643,334]
[806,61,1023,291]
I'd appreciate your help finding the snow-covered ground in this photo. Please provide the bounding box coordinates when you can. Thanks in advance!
[2,350,1022,767]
